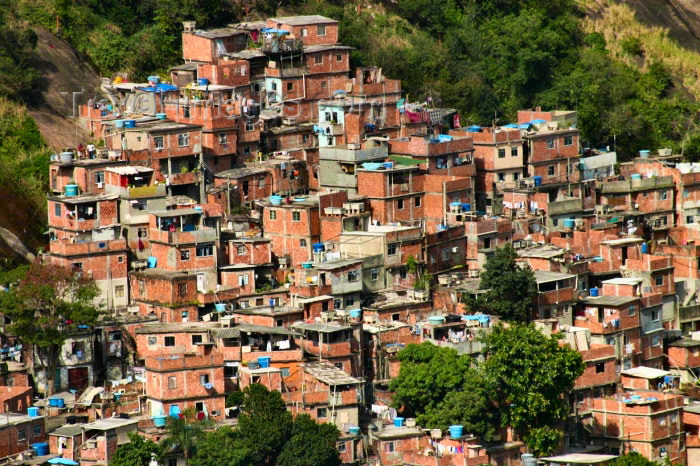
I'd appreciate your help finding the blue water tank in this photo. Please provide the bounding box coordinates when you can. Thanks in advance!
[641,242,649,254]
[631,173,642,180]
[214,303,226,312]
[590,287,599,297]
[449,425,464,439]
[312,243,325,253]
[348,426,361,435]
[349,309,362,319]
[156,113,167,120]
[124,119,136,128]
[169,405,181,418]
[31,443,48,456]
[564,219,576,229]
[462,203,471,212]
[115,120,125,128]
[197,78,209,86]
[147,257,157,268]
[148,75,160,84]
[64,184,79,197]
[258,356,271,368]
[269,195,283,206]
[533,176,542,187]
[393,417,405,427]
[27,407,39,418]
[153,415,167,427]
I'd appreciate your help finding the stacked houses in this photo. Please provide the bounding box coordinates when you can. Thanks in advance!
[7,12,700,465]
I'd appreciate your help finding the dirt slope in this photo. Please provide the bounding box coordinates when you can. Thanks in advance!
[28,28,102,150]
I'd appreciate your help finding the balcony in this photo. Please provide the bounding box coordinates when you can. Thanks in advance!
[265,66,309,78]
[680,305,700,323]
[548,197,583,215]
[106,184,166,199]
[49,238,127,257]
[601,176,674,194]
[574,316,621,334]
[300,339,358,358]
[169,171,203,185]
[318,123,344,136]
[261,38,303,53]
[429,339,483,355]
[150,227,218,245]
[641,319,663,334]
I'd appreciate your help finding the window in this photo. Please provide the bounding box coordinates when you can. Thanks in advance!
[269,209,276,220]
[314,54,323,65]
[292,211,301,222]
[414,197,421,207]
[547,138,555,149]
[397,199,404,210]
[348,270,359,282]
[300,239,307,247]
[168,377,177,389]
[178,133,190,147]
[237,245,246,256]
[317,25,326,36]
[371,268,379,281]
[334,362,344,370]
[441,248,450,261]
[564,135,573,146]
[302,134,310,144]
[246,121,255,132]
[183,106,190,118]
[334,298,342,309]
[181,249,190,260]
[660,190,668,200]
[148,337,157,346]
[513,172,520,181]
[164,336,175,347]
[192,335,203,345]
[199,374,210,385]
[655,275,664,286]
[286,82,293,91]
[301,28,308,37]
[684,189,690,198]
[628,305,636,316]
[154,136,164,150]
[688,215,695,224]
[218,133,227,144]
[384,442,395,453]
[18,428,26,442]
[651,310,660,322]
[498,172,505,182]
[399,268,407,280]
[95,171,104,184]
[337,442,346,453]
[498,148,506,158]
[237,274,249,286]
[659,416,666,426]
[54,203,61,217]
[596,362,605,373]
[115,285,125,298]
[280,367,290,378]
[344,295,355,307]
[317,407,327,418]
[387,243,398,255]
[511,147,518,157]
[336,54,342,62]
[436,157,447,169]
[548,165,555,176]
[196,244,214,257]
[321,81,327,89]
[72,262,83,271]
[71,342,84,355]
[177,283,187,297]
[652,335,661,347]
[33,425,41,437]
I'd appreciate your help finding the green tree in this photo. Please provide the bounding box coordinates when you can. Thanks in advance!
[388,343,498,440]
[190,427,252,466]
[480,324,585,456]
[236,383,293,465]
[610,452,661,466]
[465,243,537,322]
[160,408,212,466]
[110,432,161,466]
[276,414,342,466]
[0,261,101,395]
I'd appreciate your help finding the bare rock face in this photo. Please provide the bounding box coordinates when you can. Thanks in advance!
[621,0,700,52]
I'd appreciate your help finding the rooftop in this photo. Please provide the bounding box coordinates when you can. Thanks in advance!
[83,417,139,431]
[620,366,670,379]
[106,166,154,175]
[313,259,362,270]
[374,424,424,439]
[303,361,361,385]
[292,322,353,333]
[540,453,618,464]
[210,324,299,339]
[49,424,85,437]
[534,270,575,284]
[517,244,566,259]
[599,237,645,246]
[0,413,43,427]
[270,15,338,26]
[150,208,203,217]
[601,277,644,286]
[48,193,119,204]
[668,337,700,348]
[583,296,639,306]
[135,322,217,334]
[192,27,247,39]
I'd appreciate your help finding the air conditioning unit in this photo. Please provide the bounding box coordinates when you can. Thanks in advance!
[451,247,460,253]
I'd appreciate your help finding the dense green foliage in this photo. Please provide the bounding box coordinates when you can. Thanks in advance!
[465,243,537,323]
[610,452,662,466]
[390,326,584,456]
[191,384,341,466]
[111,432,162,466]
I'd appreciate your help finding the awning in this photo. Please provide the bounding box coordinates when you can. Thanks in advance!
[389,155,424,166]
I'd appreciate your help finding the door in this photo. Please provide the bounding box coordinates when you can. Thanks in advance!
[196,274,205,293]
[68,367,89,390]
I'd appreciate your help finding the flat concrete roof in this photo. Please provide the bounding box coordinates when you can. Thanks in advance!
[270,15,338,25]
[83,417,139,431]
[303,361,360,385]
[541,453,618,464]
[534,270,575,283]
[620,366,670,379]
[583,296,638,307]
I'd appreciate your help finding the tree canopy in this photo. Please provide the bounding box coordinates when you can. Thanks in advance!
[0,261,101,395]
[191,384,341,466]
[110,432,161,466]
[390,325,584,456]
[480,324,585,456]
[465,243,537,323]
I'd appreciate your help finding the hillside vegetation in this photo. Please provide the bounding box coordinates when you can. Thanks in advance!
[5,0,700,257]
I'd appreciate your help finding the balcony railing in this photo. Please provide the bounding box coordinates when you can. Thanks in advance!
[680,305,700,323]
